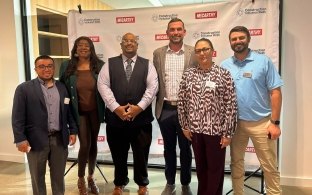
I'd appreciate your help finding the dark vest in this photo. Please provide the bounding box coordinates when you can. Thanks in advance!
[105,55,154,128]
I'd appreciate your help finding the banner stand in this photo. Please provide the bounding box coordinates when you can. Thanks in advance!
[64,160,108,183]
[66,0,280,192]
[226,167,265,194]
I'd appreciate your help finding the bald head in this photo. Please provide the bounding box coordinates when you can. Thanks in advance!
[120,33,139,58]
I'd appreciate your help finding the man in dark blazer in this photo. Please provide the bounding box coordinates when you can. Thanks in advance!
[12,55,78,195]
[153,18,197,195]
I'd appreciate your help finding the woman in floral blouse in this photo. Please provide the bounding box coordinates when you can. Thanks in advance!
[177,38,237,195]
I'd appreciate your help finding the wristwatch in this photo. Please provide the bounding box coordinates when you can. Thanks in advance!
[270,119,280,125]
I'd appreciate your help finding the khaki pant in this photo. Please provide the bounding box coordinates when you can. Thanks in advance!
[230,116,281,195]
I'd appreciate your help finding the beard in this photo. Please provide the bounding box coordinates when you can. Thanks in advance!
[231,42,248,53]
[169,36,183,44]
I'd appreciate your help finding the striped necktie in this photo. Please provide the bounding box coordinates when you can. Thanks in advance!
[125,58,132,81]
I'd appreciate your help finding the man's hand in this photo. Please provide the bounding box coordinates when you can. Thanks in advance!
[124,104,143,121]
[69,135,77,146]
[114,104,130,120]
[17,141,30,153]
[267,123,281,140]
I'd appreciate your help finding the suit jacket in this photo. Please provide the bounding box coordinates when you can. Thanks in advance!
[12,78,78,151]
[153,44,197,119]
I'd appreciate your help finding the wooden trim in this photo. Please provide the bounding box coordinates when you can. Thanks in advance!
[38,31,68,38]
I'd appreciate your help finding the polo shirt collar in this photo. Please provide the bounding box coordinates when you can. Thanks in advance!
[232,49,254,63]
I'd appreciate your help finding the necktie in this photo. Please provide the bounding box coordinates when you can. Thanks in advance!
[125,58,132,81]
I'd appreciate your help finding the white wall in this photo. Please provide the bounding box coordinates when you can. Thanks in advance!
[0,0,25,162]
[0,0,312,187]
[280,0,312,187]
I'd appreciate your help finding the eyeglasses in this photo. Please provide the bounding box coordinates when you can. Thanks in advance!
[122,39,137,44]
[36,65,54,70]
[194,47,212,54]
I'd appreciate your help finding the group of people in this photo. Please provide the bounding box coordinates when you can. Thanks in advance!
[11,17,283,195]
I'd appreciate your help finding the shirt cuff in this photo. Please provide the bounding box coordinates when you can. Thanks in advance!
[137,101,146,110]
[16,140,29,147]
[109,102,120,112]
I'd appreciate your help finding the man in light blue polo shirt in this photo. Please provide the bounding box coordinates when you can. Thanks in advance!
[221,26,283,195]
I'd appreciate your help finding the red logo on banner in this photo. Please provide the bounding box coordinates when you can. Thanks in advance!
[158,139,164,145]
[195,11,217,19]
[245,146,256,153]
[213,51,217,57]
[97,136,105,142]
[89,36,100,42]
[155,34,169,40]
[116,17,135,23]
[249,29,263,36]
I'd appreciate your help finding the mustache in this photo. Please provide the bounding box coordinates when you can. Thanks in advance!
[234,43,244,47]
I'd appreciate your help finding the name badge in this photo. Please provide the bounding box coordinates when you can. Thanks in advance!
[64,98,70,104]
[243,72,252,78]
[206,81,216,88]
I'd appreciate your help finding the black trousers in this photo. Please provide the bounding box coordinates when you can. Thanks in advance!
[106,123,152,186]
[158,104,192,185]
[77,110,100,177]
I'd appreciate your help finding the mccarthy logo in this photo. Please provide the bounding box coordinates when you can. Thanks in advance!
[89,36,100,42]
[245,146,256,153]
[195,11,217,19]
[249,29,263,36]
[155,34,169,40]
[97,136,105,142]
[116,17,135,23]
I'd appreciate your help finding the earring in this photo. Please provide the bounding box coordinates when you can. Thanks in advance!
[74,53,79,57]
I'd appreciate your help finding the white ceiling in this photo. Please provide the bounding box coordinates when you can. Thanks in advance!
[100,0,224,9]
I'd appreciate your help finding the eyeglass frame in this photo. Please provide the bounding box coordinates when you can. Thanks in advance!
[121,39,137,44]
[35,64,54,70]
[194,47,212,55]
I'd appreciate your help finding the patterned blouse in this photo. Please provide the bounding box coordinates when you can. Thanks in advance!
[177,64,237,138]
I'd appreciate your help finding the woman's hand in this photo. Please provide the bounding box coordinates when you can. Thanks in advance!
[183,129,192,141]
[220,137,231,148]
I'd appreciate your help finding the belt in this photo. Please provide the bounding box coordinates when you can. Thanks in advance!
[48,130,60,136]
[164,100,178,106]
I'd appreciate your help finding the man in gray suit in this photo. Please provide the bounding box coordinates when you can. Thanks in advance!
[12,55,78,195]
[153,18,196,195]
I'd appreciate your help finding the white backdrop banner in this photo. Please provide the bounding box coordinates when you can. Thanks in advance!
[67,0,280,169]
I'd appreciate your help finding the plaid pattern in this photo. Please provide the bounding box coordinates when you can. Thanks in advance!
[164,49,185,101]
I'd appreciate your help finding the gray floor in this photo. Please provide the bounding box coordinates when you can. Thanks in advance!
[0,160,311,195]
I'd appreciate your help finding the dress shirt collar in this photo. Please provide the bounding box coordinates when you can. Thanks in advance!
[166,44,185,55]
[37,77,55,88]
[122,54,138,63]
